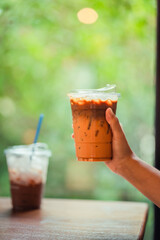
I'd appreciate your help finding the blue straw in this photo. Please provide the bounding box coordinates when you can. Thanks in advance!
[30,114,44,161]
[33,114,44,143]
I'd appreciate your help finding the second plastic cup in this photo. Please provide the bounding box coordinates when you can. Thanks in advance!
[68,85,120,162]
[5,143,51,211]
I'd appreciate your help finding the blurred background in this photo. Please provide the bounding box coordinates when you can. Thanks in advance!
[0,0,156,239]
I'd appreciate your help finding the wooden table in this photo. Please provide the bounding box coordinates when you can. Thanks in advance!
[0,197,148,240]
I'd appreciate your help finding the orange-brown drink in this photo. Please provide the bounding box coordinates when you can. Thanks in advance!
[68,85,120,162]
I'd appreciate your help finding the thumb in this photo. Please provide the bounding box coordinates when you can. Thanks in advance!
[105,108,123,139]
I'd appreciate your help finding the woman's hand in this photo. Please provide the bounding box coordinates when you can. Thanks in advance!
[105,108,160,207]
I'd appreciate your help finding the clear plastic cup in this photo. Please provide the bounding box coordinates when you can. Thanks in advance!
[4,143,51,211]
[68,84,120,162]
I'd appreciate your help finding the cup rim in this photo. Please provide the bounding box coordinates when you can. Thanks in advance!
[4,142,52,157]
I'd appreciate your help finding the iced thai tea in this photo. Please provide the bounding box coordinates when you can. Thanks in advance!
[68,85,119,161]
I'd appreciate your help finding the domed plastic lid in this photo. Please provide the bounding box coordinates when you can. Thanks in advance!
[68,84,120,101]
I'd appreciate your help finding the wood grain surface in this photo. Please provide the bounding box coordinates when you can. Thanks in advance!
[0,198,148,240]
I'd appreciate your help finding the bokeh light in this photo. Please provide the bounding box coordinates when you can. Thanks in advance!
[0,97,16,117]
[77,8,98,24]
[23,129,36,144]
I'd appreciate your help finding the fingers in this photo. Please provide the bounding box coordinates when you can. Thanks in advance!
[105,108,123,139]
[105,108,133,160]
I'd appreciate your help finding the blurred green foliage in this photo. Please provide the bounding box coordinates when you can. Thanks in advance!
[0,0,156,239]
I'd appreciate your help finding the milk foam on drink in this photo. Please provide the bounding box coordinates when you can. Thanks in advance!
[5,143,51,211]
[68,85,120,162]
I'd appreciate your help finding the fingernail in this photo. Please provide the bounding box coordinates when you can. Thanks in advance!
[106,108,114,123]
